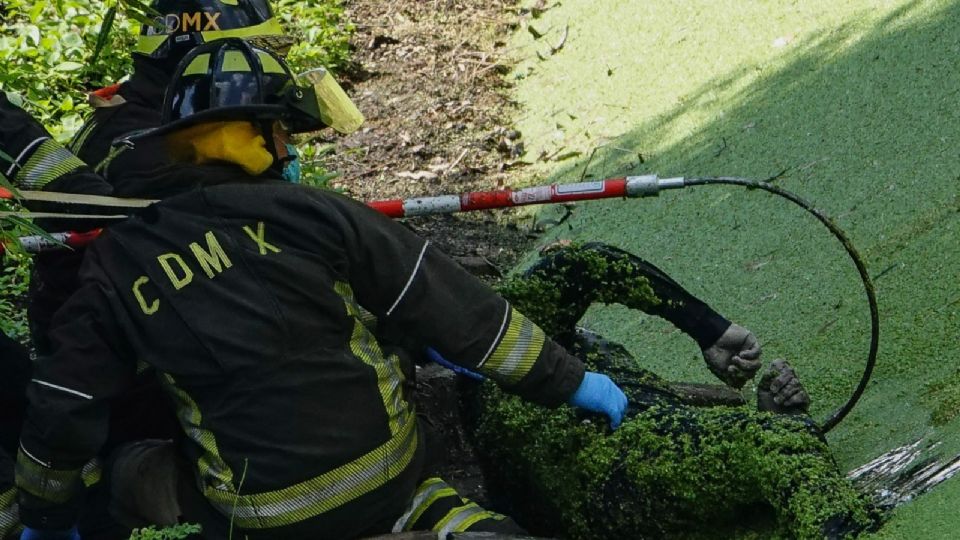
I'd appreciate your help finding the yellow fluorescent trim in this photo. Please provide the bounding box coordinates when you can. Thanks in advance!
[135,18,285,55]
[182,53,211,76]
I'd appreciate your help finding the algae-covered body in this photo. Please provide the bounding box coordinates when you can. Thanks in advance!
[468,243,873,539]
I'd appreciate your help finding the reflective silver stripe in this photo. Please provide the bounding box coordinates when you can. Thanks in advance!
[212,418,417,524]
[20,146,79,188]
[0,488,19,539]
[438,504,486,537]
[392,479,447,532]
[386,240,429,316]
[496,316,535,380]
[19,443,50,468]
[476,301,510,368]
[384,357,409,431]
[32,379,93,400]
[5,136,47,177]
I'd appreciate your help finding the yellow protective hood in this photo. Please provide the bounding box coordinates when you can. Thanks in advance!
[166,121,274,175]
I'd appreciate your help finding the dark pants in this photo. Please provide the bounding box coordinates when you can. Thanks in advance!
[0,333,30,456]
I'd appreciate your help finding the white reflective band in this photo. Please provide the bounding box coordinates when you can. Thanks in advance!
[20,146,78,189]
[555,181,604,195]
[32,379,94,400]
[0,497,18,537]
[6,137,47,177]
[476,301,510,369]
[386,240,429,316]
[439,504,486,537]
[19,442,51,468]
[496,316,535,378]
[391,479,448,532]
[403,195,461,217]
[218,418,417,523]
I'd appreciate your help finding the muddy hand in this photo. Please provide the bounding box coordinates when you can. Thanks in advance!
[701,323,762,389]
[757,359,811,414]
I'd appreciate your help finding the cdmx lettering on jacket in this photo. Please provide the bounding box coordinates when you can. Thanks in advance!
[145,12,223,35]
[131,221,280,315]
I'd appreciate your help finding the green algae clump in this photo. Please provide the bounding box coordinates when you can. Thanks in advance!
[469,243,874,539]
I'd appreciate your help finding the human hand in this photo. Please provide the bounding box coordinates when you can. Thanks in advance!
[20,527,80,540]
[757,359,811,414]
[701,323,762,388]
[568,372,628,429]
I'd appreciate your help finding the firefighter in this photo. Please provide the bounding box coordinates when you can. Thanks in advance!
[69,0,294,177]
[12,3,296,485]
[14,38,627,540]
[0,93,117,456]
[29,0,296,356]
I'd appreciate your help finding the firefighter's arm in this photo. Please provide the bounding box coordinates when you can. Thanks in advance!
[15,267,136,531]
[323,193,585,406]
[0,92,112,196]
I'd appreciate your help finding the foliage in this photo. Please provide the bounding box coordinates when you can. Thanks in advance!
[295,140,341,188]
[0,251,30,341]
[276,0,354,75]
[0,0,135,142]
[128,523,202,540]
[276,0,354,188]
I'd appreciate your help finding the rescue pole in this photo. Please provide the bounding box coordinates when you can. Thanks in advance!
[1,175,685,255]
[367,175,685,218]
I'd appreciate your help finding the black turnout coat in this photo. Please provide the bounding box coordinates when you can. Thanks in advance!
[15,180,585,539]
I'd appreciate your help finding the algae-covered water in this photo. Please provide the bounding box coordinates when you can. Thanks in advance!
[505,0,960,537]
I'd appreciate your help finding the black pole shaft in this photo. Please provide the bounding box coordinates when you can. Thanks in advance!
[684,177,879,433]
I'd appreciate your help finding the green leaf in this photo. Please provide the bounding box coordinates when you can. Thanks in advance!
[54,61,85,72]
[121,0,163,19]
[28,2,45,23]
[25,25,40,46]
[124,8,164,31]
[61,32,84,49]
[121,0,165,31]
[90,5,118,67]
[0,173,21,200]
[4,92,24,109]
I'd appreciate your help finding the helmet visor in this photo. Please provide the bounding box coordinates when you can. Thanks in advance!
[293,68,364,134]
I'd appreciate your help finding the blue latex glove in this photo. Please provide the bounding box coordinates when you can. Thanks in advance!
[568,372,628,429]
[426,347,484,381]
[20,527,80,540]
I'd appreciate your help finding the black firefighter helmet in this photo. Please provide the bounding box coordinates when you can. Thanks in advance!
[135,0,294,60]
[135,38,363,140]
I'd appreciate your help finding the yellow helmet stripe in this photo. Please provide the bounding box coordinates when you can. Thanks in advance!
[135,17,285,55]
[181,50,284,76]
